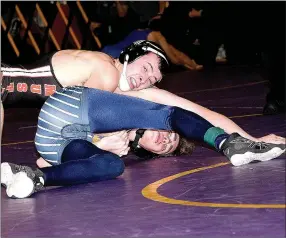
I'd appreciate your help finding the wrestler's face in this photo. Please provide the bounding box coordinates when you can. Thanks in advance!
[139,130,180,155]
[125,53,163,91]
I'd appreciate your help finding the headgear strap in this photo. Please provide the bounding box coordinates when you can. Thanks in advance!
[130,129,146,150]
[119,40,169,65]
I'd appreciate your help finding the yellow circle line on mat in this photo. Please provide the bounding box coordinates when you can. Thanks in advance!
[141,162,286,209]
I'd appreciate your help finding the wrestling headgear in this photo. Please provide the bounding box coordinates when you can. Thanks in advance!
[118,40,169,91]
[129,129,157,160]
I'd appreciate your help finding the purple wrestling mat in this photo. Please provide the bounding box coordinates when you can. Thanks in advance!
[1,66,285,237]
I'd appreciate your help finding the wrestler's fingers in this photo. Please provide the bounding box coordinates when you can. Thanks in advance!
[120,131,128,139]
[275,138,286,144]
[270,134,285,139]
[123,147,130,155]
[266,137,285,145]
[124,138,129,145]
[121,142,129,151]
[120,147,130,156]
[115,130,125,136]
[275,135,285,140]
[270,134,283,138]
[120,135,129,143]
[268,135,285,143]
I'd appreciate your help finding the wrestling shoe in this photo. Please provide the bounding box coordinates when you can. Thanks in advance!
[1,162,44,198]
[221,133,286,166]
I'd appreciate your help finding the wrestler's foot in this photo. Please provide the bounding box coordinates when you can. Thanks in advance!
[1,162,44,198]
[221,133,286,166]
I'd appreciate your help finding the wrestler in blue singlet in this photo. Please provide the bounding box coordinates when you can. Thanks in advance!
[33,85,229,187]
[35,86,226,166]
[102,29,151,58]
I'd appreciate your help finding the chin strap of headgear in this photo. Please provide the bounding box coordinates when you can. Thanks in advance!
[119,54,130,91]
[130,129,146,150]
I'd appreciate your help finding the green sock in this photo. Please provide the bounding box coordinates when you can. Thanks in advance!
[204,127,228,149]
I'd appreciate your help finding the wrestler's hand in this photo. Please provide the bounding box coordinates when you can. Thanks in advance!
[257,134,286,145]
[95,131,130,157]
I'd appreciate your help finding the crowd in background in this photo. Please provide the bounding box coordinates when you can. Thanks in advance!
[83,1,285,114]
[1,1,285,114]
[83,1,278,69]
[2,1,284,69]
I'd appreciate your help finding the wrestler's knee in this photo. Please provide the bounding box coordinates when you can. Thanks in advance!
[62,139,110,162]
[61,139,125,178]
[90,153,125,180]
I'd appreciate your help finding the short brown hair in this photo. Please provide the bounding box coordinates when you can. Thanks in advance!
[171,137,195,156]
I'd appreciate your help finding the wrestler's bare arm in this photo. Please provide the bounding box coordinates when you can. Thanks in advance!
[84,57,119,92]
[52,50,92,87]
[118,88,282,142]
[52,50,119,92]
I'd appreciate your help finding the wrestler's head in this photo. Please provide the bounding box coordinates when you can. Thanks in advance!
[129,129,195,159]
[118,40,169,91]
[123,53,163,91]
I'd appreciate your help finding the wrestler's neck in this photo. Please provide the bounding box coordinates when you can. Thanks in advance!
[114,58,123,75]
